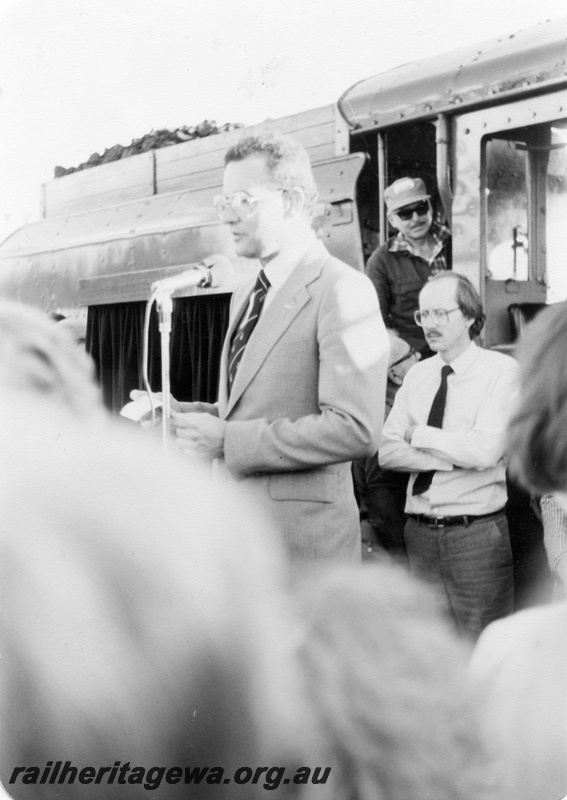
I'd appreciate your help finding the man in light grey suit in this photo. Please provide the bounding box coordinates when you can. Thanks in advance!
[172,133,389,574]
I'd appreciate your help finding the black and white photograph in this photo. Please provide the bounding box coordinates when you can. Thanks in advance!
[1,1,567,798]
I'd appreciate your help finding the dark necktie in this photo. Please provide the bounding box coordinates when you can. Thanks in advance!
[227,269,270,391]
[412,364,453,496]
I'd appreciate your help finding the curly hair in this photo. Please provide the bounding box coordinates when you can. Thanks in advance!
[224,133,318,209]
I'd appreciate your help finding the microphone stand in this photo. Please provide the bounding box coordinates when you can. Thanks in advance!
[155,289,173,452]
[147,260,227,453]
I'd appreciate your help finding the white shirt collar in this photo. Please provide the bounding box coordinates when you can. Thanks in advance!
[435,340,478,375]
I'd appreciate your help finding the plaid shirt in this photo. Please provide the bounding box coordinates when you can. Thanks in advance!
[389,219,451,275]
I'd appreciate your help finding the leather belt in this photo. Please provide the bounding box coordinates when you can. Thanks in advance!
[407,509,505,528]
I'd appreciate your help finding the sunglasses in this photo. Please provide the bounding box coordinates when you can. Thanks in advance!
[395,200,430,221]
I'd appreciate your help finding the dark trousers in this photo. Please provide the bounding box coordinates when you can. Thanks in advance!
[353,453,409,561]
[404,511,514,640]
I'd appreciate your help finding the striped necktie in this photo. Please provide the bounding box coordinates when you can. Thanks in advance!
[227,269,270,392]
[412,364,453,496]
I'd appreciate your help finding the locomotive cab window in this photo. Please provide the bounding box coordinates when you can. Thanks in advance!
[485,137,528,282]
[483,120,567,303]
[351,121,439,260]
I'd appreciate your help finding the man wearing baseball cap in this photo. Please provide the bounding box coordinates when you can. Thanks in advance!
[365,176,451,358]
[356,178,450,562]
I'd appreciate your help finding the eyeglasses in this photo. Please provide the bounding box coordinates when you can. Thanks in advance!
[414,308,461,327]
[389,347,417,368]
[395,200,430,221]
[213,190,284,220]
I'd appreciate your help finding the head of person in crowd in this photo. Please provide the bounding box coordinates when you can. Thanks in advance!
[215,134,318,260]
[507,300,567,501]
[295,563,495,800]
[55,315,88,347]
[0,403,307,799]
[0,300,100,416]
[416,272,485,362]
[385,177,435,246]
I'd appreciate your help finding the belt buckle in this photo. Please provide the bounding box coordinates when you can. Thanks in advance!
[428,517,445,528]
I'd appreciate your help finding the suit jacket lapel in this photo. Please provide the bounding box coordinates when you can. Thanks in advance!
[225,242,328,416]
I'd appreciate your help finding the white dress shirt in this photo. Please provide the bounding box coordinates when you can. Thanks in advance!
[380,342,519,516]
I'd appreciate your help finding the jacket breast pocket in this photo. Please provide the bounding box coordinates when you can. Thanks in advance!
[268,470,338,503]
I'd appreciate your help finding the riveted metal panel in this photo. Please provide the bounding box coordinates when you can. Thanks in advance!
[339,19,567,133]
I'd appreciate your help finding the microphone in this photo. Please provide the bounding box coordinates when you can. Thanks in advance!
[151,254,233,294]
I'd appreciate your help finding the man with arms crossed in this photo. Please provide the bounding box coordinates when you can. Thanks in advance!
[356,178,451,560]
[380,272,517,637]
[172,134,389,575]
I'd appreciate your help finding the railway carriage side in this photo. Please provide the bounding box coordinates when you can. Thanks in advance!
[0,19,566,412]
[341,18,567,353]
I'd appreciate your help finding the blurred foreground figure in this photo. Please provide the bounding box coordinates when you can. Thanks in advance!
[0,300,101,416]
[297,564,495,800]
[0,399,307,800]
[55,315,88,346]
[507,298,567,591]
[471,301,567,800]
[539,493,567,596]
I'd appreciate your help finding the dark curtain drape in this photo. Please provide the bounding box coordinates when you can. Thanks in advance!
[86,294,231,413]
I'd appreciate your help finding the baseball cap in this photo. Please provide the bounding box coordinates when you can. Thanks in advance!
[384,177,430,213]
